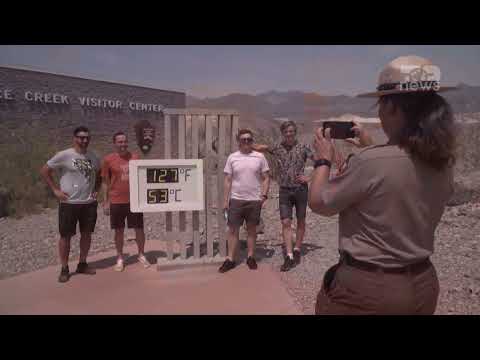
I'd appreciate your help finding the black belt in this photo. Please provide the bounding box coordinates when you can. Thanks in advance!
[340,252,431,275]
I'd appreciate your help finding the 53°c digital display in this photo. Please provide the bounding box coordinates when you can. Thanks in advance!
[147,189,169,204]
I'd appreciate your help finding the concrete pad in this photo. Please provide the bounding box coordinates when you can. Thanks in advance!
[156,254,227,271]
[0,240,302,315]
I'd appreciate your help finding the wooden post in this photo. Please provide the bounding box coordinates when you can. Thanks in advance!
[192,114,201,259]
[164,114,174,260]
[178,114,187,259]
[217,115,227,257]
[231,115,239,151]
[205,115,214,258]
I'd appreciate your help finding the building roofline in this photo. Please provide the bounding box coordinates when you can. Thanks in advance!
[0,64,186,96]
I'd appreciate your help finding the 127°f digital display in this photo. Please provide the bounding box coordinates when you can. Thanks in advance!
[147,168,179,183]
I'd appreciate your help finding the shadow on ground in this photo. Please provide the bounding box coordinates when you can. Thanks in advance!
[85,250,166,271]
[80,240,323,272]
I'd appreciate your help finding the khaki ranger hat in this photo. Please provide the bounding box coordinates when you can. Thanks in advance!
[357,55,457,98]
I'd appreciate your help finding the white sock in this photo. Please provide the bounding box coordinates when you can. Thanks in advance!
[287,253,294,259]
[294,247,300,252]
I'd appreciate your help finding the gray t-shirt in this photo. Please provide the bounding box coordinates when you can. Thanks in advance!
[47,148,100,204]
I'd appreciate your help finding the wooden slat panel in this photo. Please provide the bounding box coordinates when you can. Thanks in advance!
[225,114,232,155]
[231,115,239,152]
[191,115,201,259]
[205,115,214,258]
[178,114,187,259]
[217,115,227,257]
[164,108,239,116]
[164,114,174,261]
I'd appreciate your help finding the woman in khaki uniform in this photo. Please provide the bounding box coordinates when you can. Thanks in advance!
[309,55,457,315]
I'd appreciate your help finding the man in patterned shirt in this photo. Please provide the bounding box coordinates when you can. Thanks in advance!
[253,120,314,271]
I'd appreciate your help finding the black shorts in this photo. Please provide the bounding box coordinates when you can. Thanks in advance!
[110,203,144,229]
[59,201,98,238]
[279,185,308,220]
[227,199,262,227]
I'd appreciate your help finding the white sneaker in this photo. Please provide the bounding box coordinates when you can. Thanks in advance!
[114,258,124,272]
[138,254,151,268]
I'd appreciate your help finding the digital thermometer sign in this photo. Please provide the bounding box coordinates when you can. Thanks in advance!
[129,159,204,212]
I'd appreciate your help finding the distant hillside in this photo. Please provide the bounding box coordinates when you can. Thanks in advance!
[187,84,480,131]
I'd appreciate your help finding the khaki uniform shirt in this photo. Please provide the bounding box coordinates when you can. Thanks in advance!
[320,144,454,268]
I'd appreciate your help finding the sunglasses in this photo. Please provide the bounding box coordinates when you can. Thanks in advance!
[239,137,254,144]
[75,135,90,141]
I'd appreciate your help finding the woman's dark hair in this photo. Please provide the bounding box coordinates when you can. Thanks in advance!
[380,92,457,171]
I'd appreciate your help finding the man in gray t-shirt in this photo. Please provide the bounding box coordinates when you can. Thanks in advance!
[47,148,100,203]
[40,126,101,283]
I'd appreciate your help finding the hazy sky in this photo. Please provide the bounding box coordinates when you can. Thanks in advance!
[0,45,479,98]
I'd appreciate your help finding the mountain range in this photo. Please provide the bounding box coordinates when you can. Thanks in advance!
[187,83,480,130]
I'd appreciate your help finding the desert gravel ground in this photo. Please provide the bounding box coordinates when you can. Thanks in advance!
[0,182,479,315]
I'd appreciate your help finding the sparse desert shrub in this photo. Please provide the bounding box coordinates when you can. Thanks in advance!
[0,127,58,217]
[454,120,480,175]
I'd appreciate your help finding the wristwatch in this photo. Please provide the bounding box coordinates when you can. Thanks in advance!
[313,159,332,169]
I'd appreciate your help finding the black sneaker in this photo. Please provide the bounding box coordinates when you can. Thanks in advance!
[58,266,70,283]
[218,259,236,273]
[293,249,301,265]
[280,256,296,272]
[246,256,258,270]
[76,262,96,275]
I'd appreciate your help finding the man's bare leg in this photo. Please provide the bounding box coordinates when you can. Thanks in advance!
[246,223,257,258]
[134,228,151,267]
[227,225,240,261]
[281,218,294,257]
[114,229,125,259]
[294,218,306,250]
[77,232,96,274]
[58,236,72,282]
[79,232,92,263]
[134,228,145,255]
[59,236,71,267]
[280,218,296,271]
[218,225,240,273]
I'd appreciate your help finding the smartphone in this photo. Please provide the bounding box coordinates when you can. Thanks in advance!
[322,121,355,139]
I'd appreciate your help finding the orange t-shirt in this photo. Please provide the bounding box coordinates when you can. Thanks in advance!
[101,152,139,204]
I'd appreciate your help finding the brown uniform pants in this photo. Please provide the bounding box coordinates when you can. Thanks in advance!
[315,257,440,315]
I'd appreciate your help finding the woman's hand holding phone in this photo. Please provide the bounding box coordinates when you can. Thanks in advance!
[345,121,374,148]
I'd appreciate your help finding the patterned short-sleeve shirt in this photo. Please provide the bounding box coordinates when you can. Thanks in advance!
[269,141,314,187]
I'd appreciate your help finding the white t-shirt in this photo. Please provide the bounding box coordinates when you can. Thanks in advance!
[224,150,270,201]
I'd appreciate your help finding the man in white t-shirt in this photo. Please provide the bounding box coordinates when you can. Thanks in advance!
[218,129,270,273]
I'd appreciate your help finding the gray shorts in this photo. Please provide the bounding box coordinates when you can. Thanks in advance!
[227,199,262,227]
[279,185,308,220]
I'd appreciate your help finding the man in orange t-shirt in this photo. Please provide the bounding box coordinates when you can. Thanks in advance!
[101,131,151,272]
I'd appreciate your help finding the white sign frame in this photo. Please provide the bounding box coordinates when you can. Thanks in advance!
[129,159,204,213]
